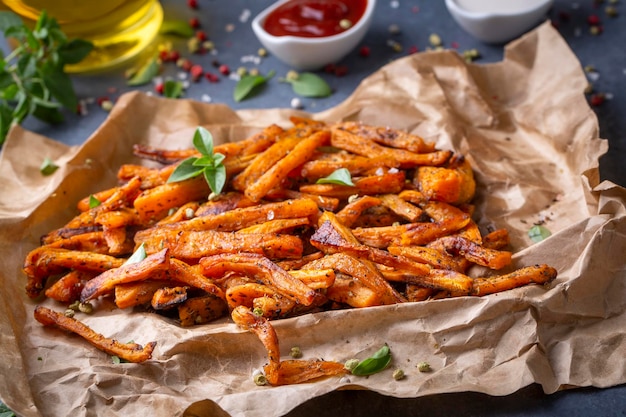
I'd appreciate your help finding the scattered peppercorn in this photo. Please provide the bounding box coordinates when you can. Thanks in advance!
[187,0,198,9]
[392,368,405,380]
[290,346,303,358]
[590,93,606,106]
[78,302,94,314]
[100,100,114,112]
[190,65,204,81]
[64,309,75,318]
[253,373,267,386]
[155,82,164,94]
[359,46,371,57]
[258,47,268,57]
[587,14,601,25]
[218,64,230,75]
[334,65,349,77]
[189,17,200,28]
[196,30,208,41]
[417,361,431,372]
[344,358,360,372]
[429,33,442,47]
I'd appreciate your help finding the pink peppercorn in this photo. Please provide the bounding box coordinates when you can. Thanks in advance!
[334,65,348,77]
[169,50,180,62]
[158,50,170,62]
[359,46,370,57]
[590,94,605,106]
[96,96,109,106]
[205,72,219,83]
[155,83,164,94]
[187,0,198,9]
[190,65,204,81]
[218,64,230,75]
[324,63,336,74]
[587,14,601,25]
[196,30,208,41]
[189,17,200,28]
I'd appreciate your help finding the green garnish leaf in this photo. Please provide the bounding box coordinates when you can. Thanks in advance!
[528,225,551,243]
[234,70,275,102]
[88,194,101,209]
[351,344,392,376]
[316,168,354,186]
[124,243,147,265]
[0,400,16,417]
[159,20,194,38]
[126,56,160,86]
[282,72,332,98]
[39,157,59,176]
[168,157,205,182]
[0,10,93,145]
[168,127,227,195]
[163,79,184,98]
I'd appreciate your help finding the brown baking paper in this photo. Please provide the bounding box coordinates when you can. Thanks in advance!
[1,21,624,417]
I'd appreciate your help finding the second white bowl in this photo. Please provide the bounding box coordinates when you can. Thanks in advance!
[445,0,554,44]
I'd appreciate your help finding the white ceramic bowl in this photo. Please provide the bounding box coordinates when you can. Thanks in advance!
[252,0,376,70]
[445,0,554,44]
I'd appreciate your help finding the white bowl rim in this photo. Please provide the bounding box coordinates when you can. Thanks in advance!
[252,0,377,45]
[445,0,553,19]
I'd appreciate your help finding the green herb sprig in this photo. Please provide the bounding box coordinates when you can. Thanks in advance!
[316,168,354,186]
[234,70,275,102]
[168,126,226,196]
[281,72,332,98]
[0,10,93,145]
[349,344,392,376]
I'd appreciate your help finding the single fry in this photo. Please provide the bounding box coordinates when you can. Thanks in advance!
[151,286,188,310]
[333,121,436,153]
[114,280,171,309]
[44,270,95,303]
[472,264,557,296]
[178,294,228,326]
[200,253,317,306]
[134,228,304,261]
[335,195,382,228]
[429,236,512,270]
[379,194,423,223]
[244,130,330,202]
[34,306,156,363]
[80,248,170,302]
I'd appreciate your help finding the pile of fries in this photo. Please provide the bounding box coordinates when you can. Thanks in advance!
[24,117,557,385]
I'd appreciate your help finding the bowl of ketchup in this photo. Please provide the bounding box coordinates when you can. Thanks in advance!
[252,0,376,70]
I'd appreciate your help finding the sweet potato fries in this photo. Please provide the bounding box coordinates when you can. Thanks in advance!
[24,117,557,383]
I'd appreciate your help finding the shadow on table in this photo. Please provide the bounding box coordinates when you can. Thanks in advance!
[284,383,626,417]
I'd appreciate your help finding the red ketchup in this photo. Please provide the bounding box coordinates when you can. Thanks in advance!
[263,0,368,37]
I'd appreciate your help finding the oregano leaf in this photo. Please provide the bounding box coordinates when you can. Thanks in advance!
[316,168,354,186]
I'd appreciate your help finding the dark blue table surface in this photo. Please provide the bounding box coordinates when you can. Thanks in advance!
[3,0,626,416]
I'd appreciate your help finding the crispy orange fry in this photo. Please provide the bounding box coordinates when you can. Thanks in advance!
[237,218,310,234]
[288,268,336,290]
[303,253,401,305]
[133,175,210,224]
[335,195,382,228]
[415,156,475,204]
[331,128,451,169]
[200,253,317,306]
[429,236,512,270]
[388,245,467,272]
[167,258,225,299]
[299,169,405,199]
[151,286,188,310]
[134,228,303,261]
[226,282,285,310]
[265,359,348,386]
[379,194,423,222]
[333,121,436,153]
[24,248,125,298]
[472,264,557,296]
[34,306,156,363]
[245,130,331,202]
[178,294,228,326]
[155,198,319,232]
[266,189,340,212]
[80,248,170,302]
[231,305,280,381]
[44,270,95,303]
[45,231,124,254]
[114,280,171,309]
[326,272,382,307]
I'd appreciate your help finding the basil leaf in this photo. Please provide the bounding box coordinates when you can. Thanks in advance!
[204,163,227,195]
[316,168,354,186]
[126,57,159,86]
[163,79,183,98]
[42,67,77,110]
[234,71,275,102]
[58,39,94,64]
[32,104,64,124]
[528,225,551,243]
[124,243,147,265]
[351,345,392,376]
[40,157,59,176]
[288,72,332,98]
[192,126,214,156]
[89,195,101,209]
[0,11,23,34]
[167,157,204,183]
[159,20,194,38]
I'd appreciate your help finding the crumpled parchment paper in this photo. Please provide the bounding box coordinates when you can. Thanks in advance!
[1,21,625,417]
